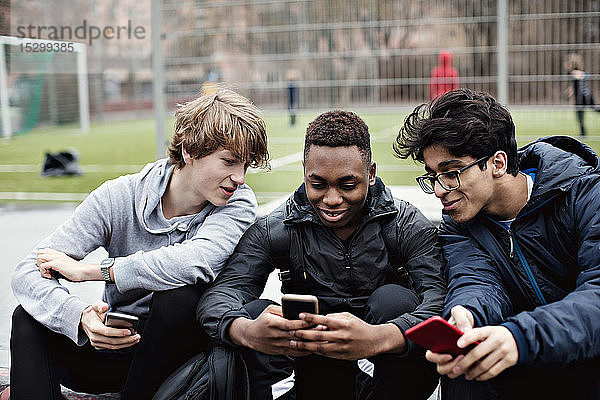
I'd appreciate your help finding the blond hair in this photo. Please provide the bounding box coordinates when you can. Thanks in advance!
[168,88,269,169]
[566,53,584,71]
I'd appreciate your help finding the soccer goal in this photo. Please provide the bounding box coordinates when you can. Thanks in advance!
[0,36,90,138]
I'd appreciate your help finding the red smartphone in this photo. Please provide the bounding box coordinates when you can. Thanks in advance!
[405,316,478,356]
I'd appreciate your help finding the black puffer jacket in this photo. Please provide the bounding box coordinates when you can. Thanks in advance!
[441,136,600,368]
[198,178,447,355]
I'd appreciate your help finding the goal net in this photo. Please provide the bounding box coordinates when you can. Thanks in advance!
[0,36,89,138]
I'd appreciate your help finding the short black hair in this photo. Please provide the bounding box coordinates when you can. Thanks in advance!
[304,110,371,163]
[393,88,518,175]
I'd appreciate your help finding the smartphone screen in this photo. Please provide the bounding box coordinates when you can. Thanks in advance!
[281,294,319,320]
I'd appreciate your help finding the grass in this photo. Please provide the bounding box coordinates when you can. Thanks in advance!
[1,109,599,204]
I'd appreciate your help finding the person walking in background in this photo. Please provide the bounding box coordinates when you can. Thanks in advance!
[564,53,599,137]
[286,68,300,126]
[429,50,459,100]
[7,89,269,400]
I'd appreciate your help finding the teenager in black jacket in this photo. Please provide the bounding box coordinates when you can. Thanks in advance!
[395,88,600,399]
[198,110,446,400]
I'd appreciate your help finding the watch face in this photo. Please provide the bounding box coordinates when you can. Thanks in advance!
[101,258,114,266]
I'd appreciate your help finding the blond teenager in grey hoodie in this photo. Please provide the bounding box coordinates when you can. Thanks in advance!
[8,89,269,400]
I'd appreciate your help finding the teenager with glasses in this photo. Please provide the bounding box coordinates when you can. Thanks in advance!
[394,88,600,399]
[416,156,490,194]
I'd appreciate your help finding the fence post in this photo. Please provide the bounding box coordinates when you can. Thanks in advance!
[0,41,12,138]
[76,45,90,133]
[497,0,509,105]
[152,0,166,160]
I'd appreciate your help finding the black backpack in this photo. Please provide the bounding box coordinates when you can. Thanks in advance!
[152,345,250,400]
[267,200,412,288]
[41,150,83,176]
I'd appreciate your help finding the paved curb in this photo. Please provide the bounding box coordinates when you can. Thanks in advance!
[0,367,120,399]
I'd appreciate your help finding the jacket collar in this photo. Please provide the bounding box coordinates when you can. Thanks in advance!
[518,135,598,201]
[283,177,397,226]
[461,135,600,227]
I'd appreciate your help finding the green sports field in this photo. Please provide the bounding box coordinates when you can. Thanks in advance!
[0,109,598,204]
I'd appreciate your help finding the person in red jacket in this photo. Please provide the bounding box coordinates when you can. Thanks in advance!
[429,50,459,100]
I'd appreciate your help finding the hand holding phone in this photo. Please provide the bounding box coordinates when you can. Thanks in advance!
[405,316,478,356]
[104,311,139,333]
[281,294,319,320]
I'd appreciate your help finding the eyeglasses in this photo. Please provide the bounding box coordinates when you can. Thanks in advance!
[416,156,490,194]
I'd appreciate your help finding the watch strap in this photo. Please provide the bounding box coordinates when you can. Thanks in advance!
[100,258,115,283]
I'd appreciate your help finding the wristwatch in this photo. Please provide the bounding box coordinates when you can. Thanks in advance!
[100,258,115,283]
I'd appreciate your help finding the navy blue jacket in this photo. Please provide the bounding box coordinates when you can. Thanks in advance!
[440,136,600,367]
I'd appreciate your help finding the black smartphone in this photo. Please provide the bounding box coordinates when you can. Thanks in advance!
[281,294,319,320]
[104,311,139,333]
[50,270,66,280]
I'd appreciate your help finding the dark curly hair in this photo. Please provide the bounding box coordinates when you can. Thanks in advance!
[393,88,518,175]
[304,110,371,164]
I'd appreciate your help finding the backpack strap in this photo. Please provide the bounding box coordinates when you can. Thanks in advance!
[381,199,412,286]
[266,203,292,282]
[266,199,411,286]
[209,345,251,400]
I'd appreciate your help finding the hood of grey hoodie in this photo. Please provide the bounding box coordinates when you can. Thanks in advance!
[134,159,215,235]
[105,158,215,319]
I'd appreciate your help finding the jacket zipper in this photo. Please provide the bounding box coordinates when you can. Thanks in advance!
[484,193,560,307]
[507,229,547,306]
[505,193,559,306]
[330,209,396,285]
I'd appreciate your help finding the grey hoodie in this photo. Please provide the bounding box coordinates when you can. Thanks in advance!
[11,159,257,345]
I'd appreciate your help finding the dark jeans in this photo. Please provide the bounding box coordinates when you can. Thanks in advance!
[441,352,600,400]
[575,106,600,137]
[576,109,586,136]
[10,284,209,400]
[242,284,439,400]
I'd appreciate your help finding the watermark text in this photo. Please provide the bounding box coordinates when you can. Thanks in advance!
[16,20,146,46]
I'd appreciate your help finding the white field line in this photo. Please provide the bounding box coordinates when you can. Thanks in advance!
[0,192,89,201]
[0,123,400,175]
[267,164,423,172]
[0,153,304,202]
[1,151,306,175]
[247,151,303,174]
[0,157,416,175]
[372,125,402,140]
[248,123,404,175]
[0,125,410,203]
[0,191,292,203]
[0,164,144,173]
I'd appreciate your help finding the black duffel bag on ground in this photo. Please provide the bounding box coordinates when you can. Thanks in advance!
[153,344,250,400]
